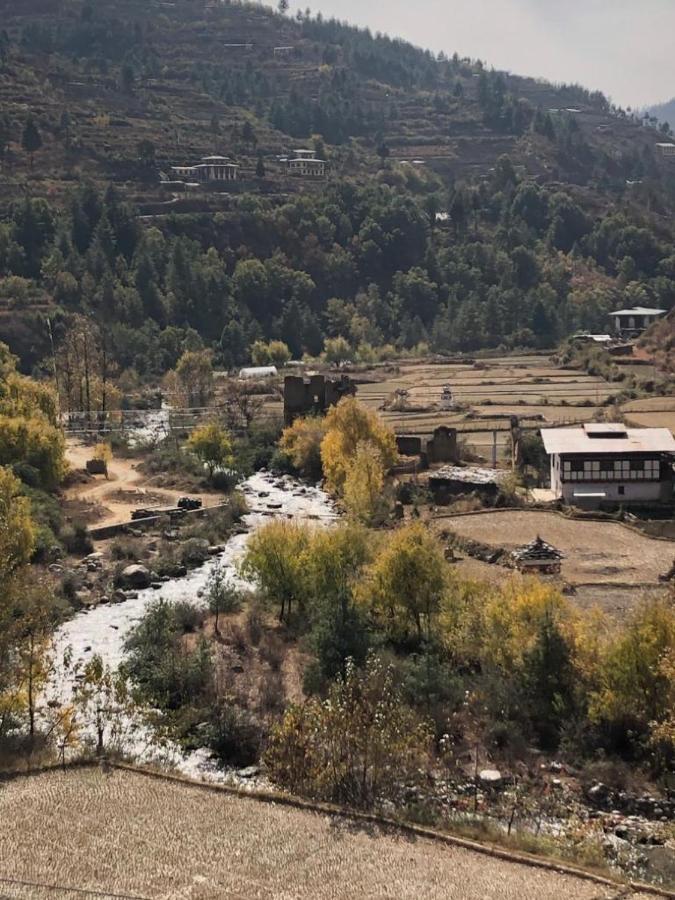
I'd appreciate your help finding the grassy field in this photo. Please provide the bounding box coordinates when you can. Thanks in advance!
[0,767,652,900]
[620,397,675,432]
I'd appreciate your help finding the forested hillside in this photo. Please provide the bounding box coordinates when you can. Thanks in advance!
[1,0,675,374]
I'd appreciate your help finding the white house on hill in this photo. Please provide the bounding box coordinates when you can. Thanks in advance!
[541,423,675,508]
[287,149,326,177]
[171,156,239,183]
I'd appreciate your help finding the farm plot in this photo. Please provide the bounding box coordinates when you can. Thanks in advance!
[357,357,616,459]
[435,510,671,586]
[620,396,675,433]
[0,767,648,900]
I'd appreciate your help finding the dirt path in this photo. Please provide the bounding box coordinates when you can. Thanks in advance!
[0,768,657,900]
[64,440,219,528]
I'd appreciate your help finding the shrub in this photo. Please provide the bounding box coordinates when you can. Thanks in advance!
[204,703,262,767]
[61,521,93,556]
[266,653,433,808]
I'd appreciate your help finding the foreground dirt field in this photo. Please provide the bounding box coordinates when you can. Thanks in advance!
[0,767,651,900]
[436,510,673,586]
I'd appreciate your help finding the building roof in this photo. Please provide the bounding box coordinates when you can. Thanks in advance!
[608,307,666,317]
[202,155,232,161]
[541,423,675,456]
[513,536,564,563]
[429,465,505,486]
[239,366,278,379]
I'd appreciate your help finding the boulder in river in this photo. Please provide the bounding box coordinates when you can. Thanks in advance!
[478,769,503,789]
[120,564,152,588]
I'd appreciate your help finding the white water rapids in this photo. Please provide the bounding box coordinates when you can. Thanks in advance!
[48,471,337,782]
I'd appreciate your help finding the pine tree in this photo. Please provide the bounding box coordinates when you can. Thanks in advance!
[21,116,42,169]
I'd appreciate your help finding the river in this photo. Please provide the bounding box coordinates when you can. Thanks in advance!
[48,471,337,781]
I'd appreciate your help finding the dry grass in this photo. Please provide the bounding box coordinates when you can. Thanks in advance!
[356,357,618,460]
[436,510,673,585]
[0,767,648,899]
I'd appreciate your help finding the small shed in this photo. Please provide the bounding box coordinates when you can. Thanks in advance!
[512,536,564,574]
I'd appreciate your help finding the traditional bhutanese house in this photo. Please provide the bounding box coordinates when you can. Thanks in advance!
[541,423,675,509]
[512,536,564,575]
[287,149,327,177]
[171,156,239,183]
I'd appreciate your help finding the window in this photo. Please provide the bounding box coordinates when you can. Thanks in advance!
[618,486,625,496]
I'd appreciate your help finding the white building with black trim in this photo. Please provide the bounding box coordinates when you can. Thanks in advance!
[541,423,675,508]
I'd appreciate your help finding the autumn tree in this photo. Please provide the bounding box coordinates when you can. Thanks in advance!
[265,653,432,807]
[359,521,447,643]
[186,421,233,479]
[173,348,214,408]
[321,397,397,494]
[342,440,387,524]
[279,415,328,479]
[241,520,311,621]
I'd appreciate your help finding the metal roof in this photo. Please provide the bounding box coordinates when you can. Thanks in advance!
[541,424,675,456]
[608,307,666,317]
[429,465,505,485]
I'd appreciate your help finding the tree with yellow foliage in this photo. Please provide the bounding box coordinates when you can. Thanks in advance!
[241,520,311,621]
[588,596,675,750]
[320,397,397,494]
[343,441,387,524]
[359,521,448,643]
[186,421,233,479]
[279,415,328,480]
[93,442,112,479]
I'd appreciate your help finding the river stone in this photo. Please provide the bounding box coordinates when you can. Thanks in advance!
[120,564,152,588]
[238,766,260,779]
[478,769,503,788]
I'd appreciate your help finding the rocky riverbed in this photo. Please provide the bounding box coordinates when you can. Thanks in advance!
[48,471,337,782]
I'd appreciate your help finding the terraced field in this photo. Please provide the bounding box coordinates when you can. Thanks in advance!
[356,356,618,460]
[621,397,675,433]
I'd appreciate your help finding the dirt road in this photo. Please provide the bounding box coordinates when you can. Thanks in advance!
[0,768,656,900]
[64,440,218,528]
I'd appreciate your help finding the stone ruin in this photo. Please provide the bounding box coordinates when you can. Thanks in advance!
[395,426,459,468]
[283,373,356,425]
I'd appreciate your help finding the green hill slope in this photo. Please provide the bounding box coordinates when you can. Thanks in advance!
[1,0,675,373]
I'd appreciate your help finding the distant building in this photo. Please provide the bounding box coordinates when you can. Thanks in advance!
[656,142,675,158]
[512,536,564,575]
[283,373,354,424]
[171,156,239,183]
[541,423,675,508]
[571,333,613,345]
[239,366,278,380]
[287,149,326,177]
[609,307,666,338]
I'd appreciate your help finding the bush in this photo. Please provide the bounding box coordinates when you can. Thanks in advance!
[61,521,93,556]
[266,653,433,808]
[205,703,262,766]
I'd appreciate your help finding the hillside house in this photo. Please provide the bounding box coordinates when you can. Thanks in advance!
[541,423,675,509]
[608,306,666,338]
[287,149,326,177]
[171,156,239,183]
[656,142,675,158]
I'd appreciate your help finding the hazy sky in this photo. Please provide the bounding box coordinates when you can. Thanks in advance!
[293,0,675,108]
